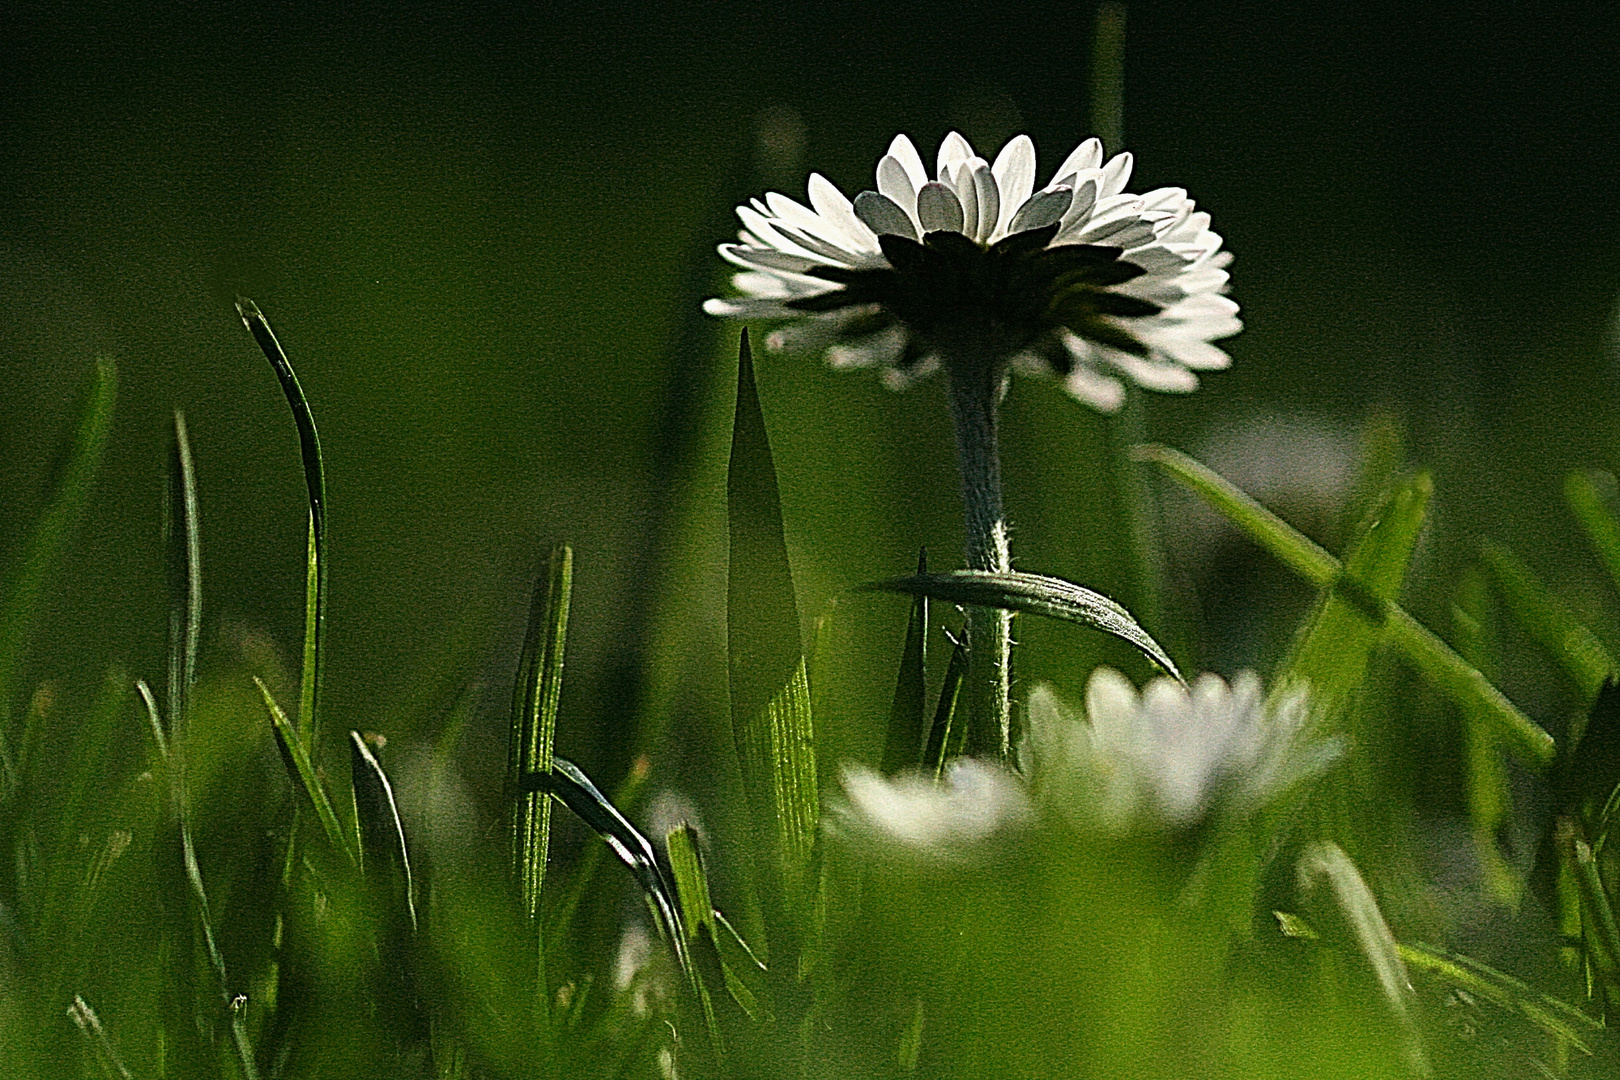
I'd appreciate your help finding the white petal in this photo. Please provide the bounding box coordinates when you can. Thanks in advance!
[885,134,929,194]
[1108,351,1201,393]
[1008,185,1073,233]
[990,135,1036,238]
[853,190,918,241]
[969,160,999,244]
[1052,138,1103,181]
[916,181,965,234]
[1099,151,1135,198]
[764,190,848,251]
[1151,337,1233,371]
[877,156,919,221]
[807,173,881,255]
[936,130,975,177]
[719,243,827,274]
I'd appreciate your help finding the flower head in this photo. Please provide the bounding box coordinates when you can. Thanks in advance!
[1024,668,1334,832]
[704,132,1240,411]
[831,758,1033,862]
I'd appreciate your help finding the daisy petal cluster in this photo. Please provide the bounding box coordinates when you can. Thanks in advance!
[831,759,1032,862]
[1024,668,1333,832]
[704,132,1240,411]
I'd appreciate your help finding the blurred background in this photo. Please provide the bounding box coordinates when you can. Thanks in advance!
[3,0,1619,804]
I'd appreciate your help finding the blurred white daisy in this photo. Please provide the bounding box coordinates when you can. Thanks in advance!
[1023,668,1334,832]
[832,758,1032,861]
[704,131,1240,412]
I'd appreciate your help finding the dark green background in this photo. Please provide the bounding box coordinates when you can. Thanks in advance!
[4,0,1618,785]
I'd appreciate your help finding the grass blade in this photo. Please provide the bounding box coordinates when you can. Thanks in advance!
[664,825,725,1050]
[67,995,134,1080]
[350,731,417,932]
[924,632,969,779]
[1566,469,1620,595]
[0,356,115,778]
[236,298,327,753]
[881,549,930,775]
[1138,444,1553,766]
[865,569,1180,683]
[1480,538,1616,701]
[254,676,355,866]
[164,410,202,746]
[508,545,572,919]
[727,329,820,940]
[1397,942,1600,1054]
[1452,570,1518,904]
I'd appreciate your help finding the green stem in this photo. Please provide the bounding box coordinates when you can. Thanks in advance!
[945,355,1011,759]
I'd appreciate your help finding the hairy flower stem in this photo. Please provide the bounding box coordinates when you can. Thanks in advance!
[945,354,1012,760]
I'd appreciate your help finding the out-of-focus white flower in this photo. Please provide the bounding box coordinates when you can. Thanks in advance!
[704,131,1239,412]
[1024,668,1333,832]
[832,758,1032,859]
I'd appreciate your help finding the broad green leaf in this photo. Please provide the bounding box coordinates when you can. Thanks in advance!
[0,356,115,779]
[349,731,417,933]
[1481,538,1616,701]
[237,298,327,754]
[865,569,1180,682]
[1139,444,1553,766]
[1567,469,1620,596]
[726,329,819,940]
[881,549,930,775]
[164,410,202,743]
[255,677,355,867]
[508,545,572,919]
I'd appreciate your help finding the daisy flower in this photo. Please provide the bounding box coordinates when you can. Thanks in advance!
[704,131,1239,412]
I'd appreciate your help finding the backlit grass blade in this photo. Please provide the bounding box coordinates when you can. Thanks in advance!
[727,329,820,936]
[508,545,572,919]
[881,549,930,775]
[1138,443,1553,767]
[865,569,1180,683]
[1452,570,1517,904]
[1567,469,1620,595]
[350,731,417,933]
[1481,538,1616,701]
[667,824,772,1024]
[165,410,202,743]
[924,632,969,779]
[255,676,355,866]
[236,298,327,753]
[68,995,135,1080]
[1397,942,1600,1055]
[0,356,115,779]
[664,824,725,1050]
[1283,472,1431,715]
[526,757,687,973]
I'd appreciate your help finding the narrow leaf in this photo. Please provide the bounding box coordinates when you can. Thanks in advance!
[1566,469,1620,595]
[726,329,819,939]
[865,569,1180,682]
[0,356,115,774]
[1452,570,1518,904]
[508,545,572,918]
[236,298,327,754]
[526,758,687,972]
[350,731,418,932]
[165,410,203,745]
[882,549,930,774]
[1397,942,1599,1054]
[924,632,969,779]
[1481,538,1616,701]
[68,995,135,1080]
[664,825,726,1046]
[255,677,355,866]
[1139,444,1553,766]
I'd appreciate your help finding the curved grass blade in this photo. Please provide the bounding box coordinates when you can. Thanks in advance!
[350,731,417,933]
[1567,469,1620,595]
[666,824,771,1025]
[254,677,355,867]
[1397,942,1600,1055]
[664,825,724,1051]
[1452,570,1518,904]
[508,545,572,919]
[525,758,687,973]
[236,298,327,753]
[0,356,115,780]
[1481,538,1616,702]
[68,995,134,1080]
[165,410,202,744]
[865,569,1180,683]
[881,549,929,774]
[1138,443,1553,767]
